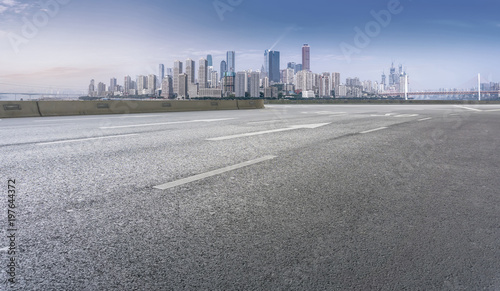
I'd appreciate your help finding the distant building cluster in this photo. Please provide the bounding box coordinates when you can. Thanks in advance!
[87,44,411,99]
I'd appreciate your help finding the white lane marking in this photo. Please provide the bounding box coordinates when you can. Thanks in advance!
[484,109,500,112]
[100,118,234,129]
[247,120,284,125]
[394,114,419,117]
[370,113,393,117]
[0,247,8,252]
[35,115,165,122]
[207,123,331,141]
[154,156,277,190]
[360,127,388,134]
[37,134,139,145]
[454,105,483,112]
[418,117,432,121]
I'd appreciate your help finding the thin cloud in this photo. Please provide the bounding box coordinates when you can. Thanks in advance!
[0,5,7,13]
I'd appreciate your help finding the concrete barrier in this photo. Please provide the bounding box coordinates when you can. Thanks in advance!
[0,100,264,118]
[237,99,265,109]
[0,101,41,118]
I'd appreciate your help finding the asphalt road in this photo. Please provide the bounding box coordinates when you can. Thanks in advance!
[1,104,499,290]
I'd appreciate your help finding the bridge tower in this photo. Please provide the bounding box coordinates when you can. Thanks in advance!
[478,73,481,101]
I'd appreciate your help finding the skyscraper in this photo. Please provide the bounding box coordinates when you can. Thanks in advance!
[158,64,165,88]
[148,74,157,95]
[268,51,280,83]
[198,58,208,89]
[109,77,117,92]
[124,75,131,95]
[220,60,227,80]
[264,50,269,77]
[226,51,235,75]
[207,55,213,67]
[249,72,260,98]
[88,79,95,96]
[178,73,188,98]
[161,76,173,99]
[173,61,183,95]
[185,59,195,84]
[235,71,246,97]
[302,44,310,71]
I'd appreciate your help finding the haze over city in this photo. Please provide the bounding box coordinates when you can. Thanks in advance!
[1,0,500,93]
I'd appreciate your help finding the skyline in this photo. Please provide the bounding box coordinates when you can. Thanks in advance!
[1,0,500,93]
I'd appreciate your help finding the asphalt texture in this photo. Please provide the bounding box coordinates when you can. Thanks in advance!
[1,104,500,290]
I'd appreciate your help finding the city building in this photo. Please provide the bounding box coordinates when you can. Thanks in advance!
[226,51,235,74]
[158,64,165,88]
[220,60,227,80]
[88,79,95,96]
[109,78,117,93]
[198,58,208,89]
[235,71,247,97]
[173,61,183,96]
[178,73,188,98]
[123,75,132,95]
[148,74,157,95]
[207,54,213,67]
[161,76,173,99]
[268,51,280,83]
[249,72,260,98]
[185,59,195,85]
[302,44,310,71]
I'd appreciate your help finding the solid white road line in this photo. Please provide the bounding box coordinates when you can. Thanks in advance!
[100,118,234,129]
[37,134,139,145]
[359,127,388,134]
[418,117,432,121]
[207,123,331,141]
[153,155,277,190]
[454,105,483,112]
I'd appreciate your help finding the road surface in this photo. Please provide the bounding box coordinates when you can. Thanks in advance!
[1,104,499,290]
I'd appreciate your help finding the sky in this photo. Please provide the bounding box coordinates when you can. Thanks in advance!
[1,0,500,93]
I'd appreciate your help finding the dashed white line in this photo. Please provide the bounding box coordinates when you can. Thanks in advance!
[153,155,277,190]
[359,127,388,134]
[37,134,139,145]
[454,105,483,112]
[207,123,330,141]
[418,117,432,121]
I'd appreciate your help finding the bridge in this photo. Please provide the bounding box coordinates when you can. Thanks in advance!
[382,91,500,96]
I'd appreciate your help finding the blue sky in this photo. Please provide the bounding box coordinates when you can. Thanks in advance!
[0,0,499,93]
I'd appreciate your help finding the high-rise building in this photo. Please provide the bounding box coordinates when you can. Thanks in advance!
[268,51,280,83]
[287,62,296,69]
[332,72,341,97]
[178,73,188,98]
[97,82,106,97]
[207,55,213,67]
[285,68,295,85]
[295,64,303,73]
[124,75,132,95]
[198,58,208,89]
[249,72,260,98]
[137,75,148,95]
[148,74,157,95]
[88,79,95,97]
[220,60,227,80]
[226,51,235,74]
[158,64,165,88]
[166,68,173,77]
[302,44,310,71]
[263,50,269,77]
[222,75,235,96]
[210,71,219,88]
[173,61,183,95]
[235,71,246,97]
[109,78,117,92]
[161,76,173,99]
[185,59,195,84]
